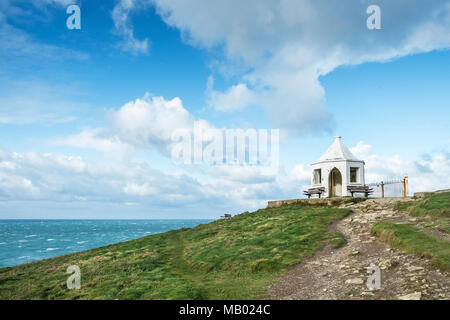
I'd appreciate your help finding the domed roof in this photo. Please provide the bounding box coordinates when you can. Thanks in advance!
[312,136,361,164]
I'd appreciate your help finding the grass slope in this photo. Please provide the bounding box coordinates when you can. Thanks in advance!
[373,192,450,271]
[0,203,350,300]
[371,221,450,271]
[395,192,450,217]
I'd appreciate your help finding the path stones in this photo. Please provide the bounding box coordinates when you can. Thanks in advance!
[407,266,424,272]
[345,278,364,285]
[361,292,374,297]
[379,258,392,270]
[398,292,422,300]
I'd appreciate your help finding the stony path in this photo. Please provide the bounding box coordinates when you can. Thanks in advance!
[267,198,450,300]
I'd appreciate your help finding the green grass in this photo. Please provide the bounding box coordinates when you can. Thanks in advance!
[0,203,350,300]
[378,192,450,270]
[395,192,450,233]
[396,192,450,217]
[326,232,347,249]
[371,221,450,271]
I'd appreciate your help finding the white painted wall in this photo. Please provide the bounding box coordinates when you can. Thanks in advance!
[310,160,365,197]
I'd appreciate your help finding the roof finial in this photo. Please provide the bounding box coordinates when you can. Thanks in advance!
[335,136,342,140]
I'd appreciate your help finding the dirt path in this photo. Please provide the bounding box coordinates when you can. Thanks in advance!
[267,198,450,300]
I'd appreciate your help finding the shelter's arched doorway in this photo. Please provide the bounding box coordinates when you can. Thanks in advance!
[329,168,342,197]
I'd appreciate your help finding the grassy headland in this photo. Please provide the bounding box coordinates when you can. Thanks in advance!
[0,202,350,299]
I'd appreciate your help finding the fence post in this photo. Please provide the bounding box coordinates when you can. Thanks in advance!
[402,176,408,197]
[381,181,384,198]
[405,175,408,197]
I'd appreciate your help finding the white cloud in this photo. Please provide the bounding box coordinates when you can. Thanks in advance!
[107,93,218,157]
[0,173,38,198]
[206,77,258,111]
[123,182,156,196]
[210,165,277,184]
[2,139,448,218]
[110,94,191,150]
[290,164,311,182]
[52,93,221,164]
[51,129,132,158]
[0,147,285,215]
[51,94,196,156]
[46,92,298,213]
[0,149,204,204]
[0,161,17,170]
[111,0,150,55]
[351,141,450,194]
[147,0,450,134]
[349,141,373,159]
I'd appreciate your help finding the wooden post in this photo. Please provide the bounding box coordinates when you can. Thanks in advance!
[402,175,408,198]
[402,177,405,197]
[406,176,409,197]
[381,181,384,198]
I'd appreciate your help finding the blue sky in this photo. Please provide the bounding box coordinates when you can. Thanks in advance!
[0,0,449,219]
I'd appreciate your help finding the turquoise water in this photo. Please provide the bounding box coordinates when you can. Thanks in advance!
[0,219,211,268]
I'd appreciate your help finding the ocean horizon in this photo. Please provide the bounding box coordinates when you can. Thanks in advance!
[0,219,212,268]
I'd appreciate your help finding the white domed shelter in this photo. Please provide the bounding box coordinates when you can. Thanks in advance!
[310,136,366,197]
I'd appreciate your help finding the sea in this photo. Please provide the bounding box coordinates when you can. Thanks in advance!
[0,219,212,268]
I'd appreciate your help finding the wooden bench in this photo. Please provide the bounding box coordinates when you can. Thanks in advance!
[303,187,326,198]
[347,185,373,197]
